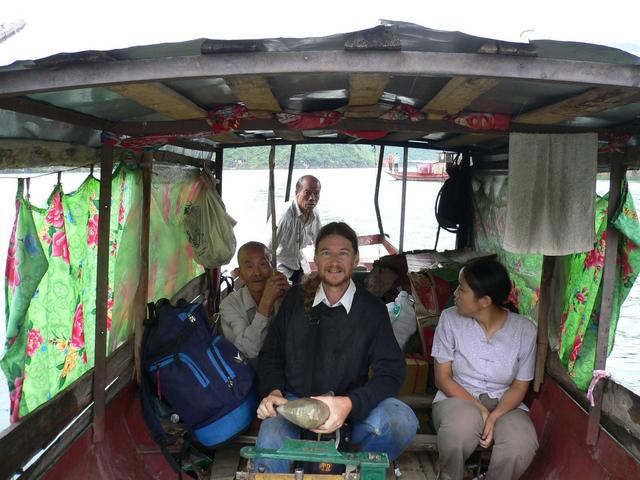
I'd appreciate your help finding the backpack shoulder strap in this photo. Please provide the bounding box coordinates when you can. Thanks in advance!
[139,311,191,475]
[144,301,158,327]
[139,371,185,473]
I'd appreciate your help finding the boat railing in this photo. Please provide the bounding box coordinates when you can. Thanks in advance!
[0,340,134,479]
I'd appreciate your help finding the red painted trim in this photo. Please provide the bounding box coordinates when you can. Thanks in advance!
[357,234,385,246]
[382,239,398,255]
[42,335,640,479]
[522,379,640,480]
[45,385,177,480]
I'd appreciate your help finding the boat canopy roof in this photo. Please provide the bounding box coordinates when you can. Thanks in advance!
[1,20,639,165]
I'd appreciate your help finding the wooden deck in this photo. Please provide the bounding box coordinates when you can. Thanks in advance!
[389,452,439,480]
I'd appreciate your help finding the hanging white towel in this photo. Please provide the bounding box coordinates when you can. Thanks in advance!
[503,133,597,255]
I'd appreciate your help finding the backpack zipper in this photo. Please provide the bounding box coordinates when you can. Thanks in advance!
[207,347,235,389]
[212,337,238,383]
[149,353,210,388]
[177,303,200,323]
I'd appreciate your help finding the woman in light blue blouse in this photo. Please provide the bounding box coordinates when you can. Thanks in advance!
[431,258,538,480]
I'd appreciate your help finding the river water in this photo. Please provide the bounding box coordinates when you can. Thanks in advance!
[0,167,638,430]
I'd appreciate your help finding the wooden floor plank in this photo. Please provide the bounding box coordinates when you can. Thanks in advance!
[407,434,438,452]
[391,452,428,480]
[397,394,435,409]
[417,451,439,480]
[210,445,242,480]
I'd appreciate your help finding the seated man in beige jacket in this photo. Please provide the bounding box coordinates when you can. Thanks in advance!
[219,242,289,367]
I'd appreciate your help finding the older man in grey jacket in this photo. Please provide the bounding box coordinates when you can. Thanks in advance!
[267,175,321,284]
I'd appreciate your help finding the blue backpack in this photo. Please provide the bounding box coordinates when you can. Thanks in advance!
[141,298,257,451]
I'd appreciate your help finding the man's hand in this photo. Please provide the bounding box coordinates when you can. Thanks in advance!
[310,395,352,434]
[257,273,290,316]
[257,390,288,419]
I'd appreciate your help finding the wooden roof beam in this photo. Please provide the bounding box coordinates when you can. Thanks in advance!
[110,118,459,137]
[382,131,428,142]
[275,129,305,142]
[110,116,634,138]
[0,96,113,131]
[2,52,640,98]
[209,131,246,143]
[224,75,281,112]
[422,77,500,119]
[106,82,207,120]
[3,91,635,149]
[436,133,505,148]
[344,104,391,119]
[348,73,390,106]
[219,137,452,151]
[514,87,640,124]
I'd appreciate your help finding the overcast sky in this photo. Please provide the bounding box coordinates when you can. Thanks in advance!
[1,0,639,66]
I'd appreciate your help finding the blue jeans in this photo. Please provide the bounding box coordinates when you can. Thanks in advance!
[254,397,418,473]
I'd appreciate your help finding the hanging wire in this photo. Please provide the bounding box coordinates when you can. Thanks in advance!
[25,177,30,199]
[268,145,278,272]
[0,160,100,180]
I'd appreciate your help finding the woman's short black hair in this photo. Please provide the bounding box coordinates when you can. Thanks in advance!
[461,258,516,312]
[315,221,359,254]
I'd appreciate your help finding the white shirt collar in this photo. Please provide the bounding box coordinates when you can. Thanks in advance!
[312,279,356,314]
[292,199,315,222]
[239,285,258,311]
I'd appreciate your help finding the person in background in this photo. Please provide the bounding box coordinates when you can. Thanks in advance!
[267,175,321,284]
[219,242,289,367]
[431,258,538,480]
[255,222,418,473]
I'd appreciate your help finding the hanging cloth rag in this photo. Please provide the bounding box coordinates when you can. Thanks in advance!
[504,133,598,255]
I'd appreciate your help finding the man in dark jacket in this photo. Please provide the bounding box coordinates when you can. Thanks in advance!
[256,222,418,473]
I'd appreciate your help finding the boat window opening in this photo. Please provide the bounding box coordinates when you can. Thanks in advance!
[220,144,457,274]
[0,164,207,433]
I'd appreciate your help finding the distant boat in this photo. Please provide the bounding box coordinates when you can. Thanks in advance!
[384,153,448,182]
[0,20,26,45]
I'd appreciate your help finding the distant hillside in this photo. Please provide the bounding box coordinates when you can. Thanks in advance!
[223,144,441,169]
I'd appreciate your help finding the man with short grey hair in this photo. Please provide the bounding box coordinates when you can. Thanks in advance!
[267,175,321,284]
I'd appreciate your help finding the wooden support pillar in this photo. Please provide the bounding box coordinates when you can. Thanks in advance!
[285,144,296,203]
[586,157,626,446]
[209,267,221,315]
[399,146,409,253]
[215,147,223,196]
[134,152,152,383]
[374,146,385,238]
[534,255,555,392]
[211,147,223,313]
[268,146,278,270]
[92,144,113,443]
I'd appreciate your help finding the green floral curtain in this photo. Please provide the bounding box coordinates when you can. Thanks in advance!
[147,168,204,300]
[473,174,640,391]
[472,173,543,318]
[559,181,640,390]
[3,180,48,422]
[2,169,131,417]
[2,163,203,420]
